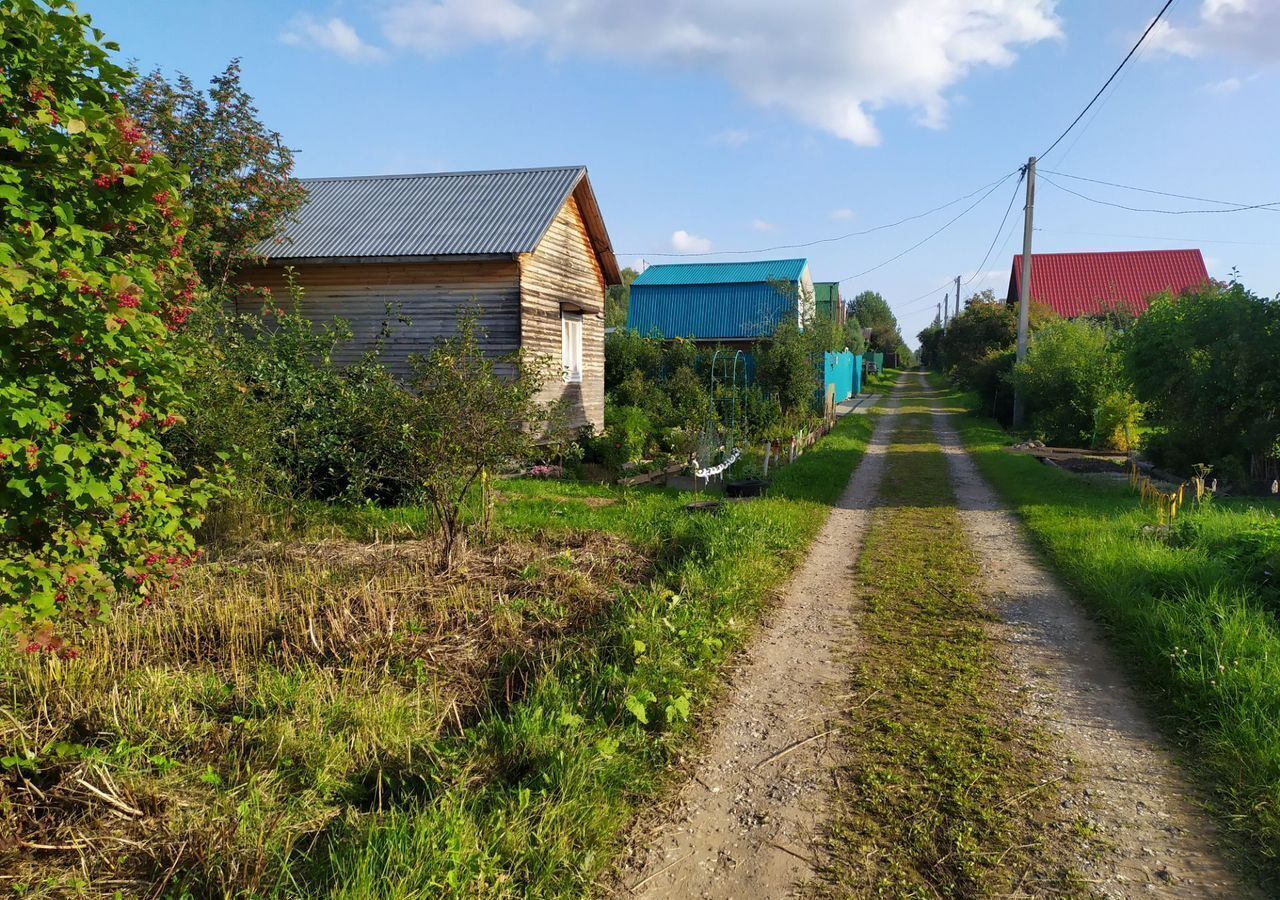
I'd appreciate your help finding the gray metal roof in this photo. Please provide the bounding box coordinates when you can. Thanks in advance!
[255,166,590,261]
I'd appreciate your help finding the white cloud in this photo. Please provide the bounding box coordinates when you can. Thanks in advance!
[751,218,777,232]
[375,0,1061,145]
[830,208,855,220]
[711,128,752,147]
[384,0,540,53]
[1149,0,1280,62]
[281,15,385,62]
[671,229,712,252]
[1203,75,1242,93]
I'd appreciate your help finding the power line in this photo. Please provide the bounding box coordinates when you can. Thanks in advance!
[1039,0,1177,161]
[963,169,1025,287]
[838,172,1017,284]
[616,171,1017,258]
[1039,173,1280,214]
[1035,226,1280,248]
[1039,168,1280,212]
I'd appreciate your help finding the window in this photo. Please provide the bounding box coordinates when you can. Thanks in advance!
[561,311,583,383]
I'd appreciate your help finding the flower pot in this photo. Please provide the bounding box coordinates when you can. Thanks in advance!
[725,478,767,498]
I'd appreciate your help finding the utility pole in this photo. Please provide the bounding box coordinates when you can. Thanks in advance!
[936,301,942,327]
[954,275,961,319]
[1012,156,1036,429]
[942,292,949,329]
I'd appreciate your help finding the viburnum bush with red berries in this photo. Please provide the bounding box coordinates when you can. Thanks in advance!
[0,0,215,632]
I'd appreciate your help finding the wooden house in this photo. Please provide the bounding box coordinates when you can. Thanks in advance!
[245,166,621,431]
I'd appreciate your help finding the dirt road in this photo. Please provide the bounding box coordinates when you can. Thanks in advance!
[617,375,1248,898]
[617,390,900,898]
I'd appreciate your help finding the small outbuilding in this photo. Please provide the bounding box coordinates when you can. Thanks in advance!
[246,165,621,432]
[625,259,814,349]
[1005,249,1209,319]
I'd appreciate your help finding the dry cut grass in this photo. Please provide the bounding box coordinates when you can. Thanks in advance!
[0,530,645,897]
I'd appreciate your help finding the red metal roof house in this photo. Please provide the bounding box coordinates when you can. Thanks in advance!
[1005,249,1209,318]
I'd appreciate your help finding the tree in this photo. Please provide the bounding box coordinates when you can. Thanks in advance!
[1,0,212,631]
[842,314,866,354]
[848,290,901,352]
[605,266,639,328]
[754,321,816,415]
[917,322,944,368]
[398,311,549,570]
[1120,280,1280,482]
[126,60,307,296]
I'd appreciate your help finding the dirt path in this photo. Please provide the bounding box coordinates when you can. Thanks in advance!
[616,388,901,898]
[923,373,1253,898]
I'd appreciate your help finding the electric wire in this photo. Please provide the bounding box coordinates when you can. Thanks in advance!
[962,169,1025,286]
[838,171,1017,284]
[1039,173,1280,215]
[1039,0,1178,161]
[1039,169,1280,211]
[616,171,1018,258]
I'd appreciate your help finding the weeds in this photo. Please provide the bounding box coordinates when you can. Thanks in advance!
[0,410,879,897]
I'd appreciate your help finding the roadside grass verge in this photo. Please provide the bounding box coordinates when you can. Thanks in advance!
[0,412,878,898]
[932,372,1280,889]
[818,399,1082,897]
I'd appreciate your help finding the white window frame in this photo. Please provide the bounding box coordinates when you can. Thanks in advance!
[561,311,583,384]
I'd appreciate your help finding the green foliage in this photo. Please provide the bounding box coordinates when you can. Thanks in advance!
[1120,281,1280,484]
[125,60,307,294]
[940,299,1018,385]
[393,309,549,569]
[604,266,638,329]
[848,290,901,352]
[753,321,817,416]
[1010,318,1135,447]
[1093,390,1144,452]
[170,273,404,506]
[842,314,866,355]
[593,405,651,470]
[0,0,213,629]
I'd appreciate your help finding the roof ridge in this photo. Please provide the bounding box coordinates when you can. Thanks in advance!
[298,165,586,184]
[643,257,808,267]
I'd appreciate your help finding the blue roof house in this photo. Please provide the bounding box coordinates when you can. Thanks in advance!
[626,259,815,345]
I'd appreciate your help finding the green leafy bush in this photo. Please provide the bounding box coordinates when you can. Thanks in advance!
[1120,281,1280,484]
[1010,318,1135,447]
[754,321,817,415]
[594,406,651,471]
[0,0,215,630]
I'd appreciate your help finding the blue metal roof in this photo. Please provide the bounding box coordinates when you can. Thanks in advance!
[630,258,808,287]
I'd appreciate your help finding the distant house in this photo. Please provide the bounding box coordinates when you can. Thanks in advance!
[1005,249,1209,319]
[626,259,814,348]
[814,281,846,327]
[246,166,621,432]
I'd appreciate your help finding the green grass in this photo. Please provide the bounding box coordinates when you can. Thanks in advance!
[818,388,1081,897]
[930,372,1280,889]
[0,412,879,898]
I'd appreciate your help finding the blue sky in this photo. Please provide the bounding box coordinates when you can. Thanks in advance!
[89,0,1279,344]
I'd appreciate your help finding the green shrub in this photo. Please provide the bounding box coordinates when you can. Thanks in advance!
[594,406,651,471]
[1010,318,1134,446]
[1093,390,1144,452]
[0,1,216,630]
[1120,281,1280,484]
[754,322,817,416]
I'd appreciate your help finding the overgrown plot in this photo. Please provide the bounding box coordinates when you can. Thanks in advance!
[818,406,1081,897]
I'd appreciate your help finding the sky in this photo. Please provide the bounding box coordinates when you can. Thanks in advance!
[87,0,1280,345]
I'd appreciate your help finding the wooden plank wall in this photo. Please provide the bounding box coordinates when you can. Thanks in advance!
[239,261,521,379]
[519,191,607,432]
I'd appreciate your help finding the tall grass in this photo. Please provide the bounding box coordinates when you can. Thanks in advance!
[933,374,1280,888]
[0,410,879,898]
